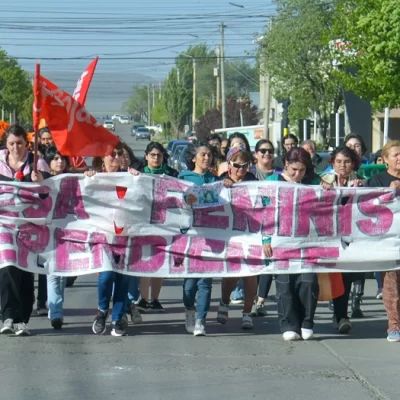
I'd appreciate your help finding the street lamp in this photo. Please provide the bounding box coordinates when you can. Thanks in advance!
[179,53,197,131]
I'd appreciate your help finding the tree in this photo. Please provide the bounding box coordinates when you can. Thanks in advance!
[122,85,149,121]
[225,60,259,97]
[261,0,342,139]
[162,68,190,137]
[194,97,258,141]
[333,0,400,109]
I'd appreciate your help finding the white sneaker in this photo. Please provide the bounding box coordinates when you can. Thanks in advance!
[193,319,206,336]
[282,331,301,341]
[185,309,196,333]
[301,328,314,340]
[15,322,31,336]
[0,318,14,334]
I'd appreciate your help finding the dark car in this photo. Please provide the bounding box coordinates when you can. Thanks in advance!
[131,124,145,136]
[135,127,151,140]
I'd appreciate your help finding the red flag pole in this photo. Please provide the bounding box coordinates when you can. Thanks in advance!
[33,61,41,173]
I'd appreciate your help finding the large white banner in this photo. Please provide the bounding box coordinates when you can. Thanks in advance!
[0,173,399,277]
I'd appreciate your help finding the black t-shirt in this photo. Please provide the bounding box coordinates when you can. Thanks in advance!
[367,171,400,188]
[220,171,258,182]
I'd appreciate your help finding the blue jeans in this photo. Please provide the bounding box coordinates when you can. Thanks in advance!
[183,278,212,320]
[47,275,66,320]
[127,276,140,304]
[230,278,244,301]
[98,272,129,322]
[375,272,383,290]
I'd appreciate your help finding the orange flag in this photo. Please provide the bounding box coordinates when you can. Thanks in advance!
[35,75,120,157]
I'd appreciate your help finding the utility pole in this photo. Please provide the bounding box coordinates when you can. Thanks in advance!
[159,82,162,100]
[177,69,180,84]
[152,84,155,108]
[220,23,227,129]
[215,45,221,109]
[384,107,390,145]
[147,84,151,125]
[262,19,272,139]
[1,105,4,121]
[192,58,196,130]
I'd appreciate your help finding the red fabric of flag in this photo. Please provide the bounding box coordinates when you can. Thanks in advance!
[37,75,120,157]
[73,57,99,106]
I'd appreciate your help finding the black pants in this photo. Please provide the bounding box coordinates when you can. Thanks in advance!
[258,274,274,299]
[332,272,365,322]
[275,273,319,333]
[0,266,35,323]
[37,270,48,308]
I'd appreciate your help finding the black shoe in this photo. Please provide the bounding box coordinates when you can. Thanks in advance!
[92,310,108,335]
[149,299,165,313]
[51,318,63,330]
[136,299,150,313]
[351,296,364,319]
[111,320,127,337]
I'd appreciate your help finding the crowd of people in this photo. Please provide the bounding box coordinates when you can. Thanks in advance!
[0,124,399,343]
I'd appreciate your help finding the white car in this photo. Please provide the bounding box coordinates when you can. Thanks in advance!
[146,124,163,133]
[103,120,115,131]
[111,114,121,120]
[119,116,130,124]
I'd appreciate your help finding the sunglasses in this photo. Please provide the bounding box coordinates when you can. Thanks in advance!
[148,153,163,159]
[231,161,249,169]
[258,148,274,155]
[110,150,123,158]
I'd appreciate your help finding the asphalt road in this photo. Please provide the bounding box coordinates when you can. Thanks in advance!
[115,122,150,158]
[0,275,399,400]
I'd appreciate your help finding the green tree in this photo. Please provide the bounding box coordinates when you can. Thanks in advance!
[333,0,400,109]
[261,0,342,138]
[122,85,149,122]
[225,60,259,97]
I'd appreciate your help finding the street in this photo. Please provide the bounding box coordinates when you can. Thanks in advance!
[114,123,151,158]
[0,275,398,400]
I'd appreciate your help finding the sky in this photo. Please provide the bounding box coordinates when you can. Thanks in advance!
[0,0,275,113]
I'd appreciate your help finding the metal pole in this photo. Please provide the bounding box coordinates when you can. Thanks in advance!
[313,111,317,141]
[192,58,196,129]
[220,23,227,129]
[335,112,340,147]
[152,84,155,108]
[384,107,390,145]
[147,85,151,125]
[159,82,162,100]
[216,45,220,109]
[1,105,4,121]
[303,119,308,141]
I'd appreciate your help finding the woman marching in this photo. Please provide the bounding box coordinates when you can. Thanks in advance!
[320,146,365,333]
[0,125,50,336]
[263,147,320,341]
[216,146,258,329]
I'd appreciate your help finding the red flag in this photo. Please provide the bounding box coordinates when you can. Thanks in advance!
[35,75,120,157]
[72,57,98,106]
[33,62,41,132]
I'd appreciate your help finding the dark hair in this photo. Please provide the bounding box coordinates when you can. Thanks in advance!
[229,150,253,164]
[282,134,299,150]
[145,141,169,164]
[121,142,137,167]
[255,139,274,152]
[185,142,213,171]
[374,149,382,164]
[329,146,361,171]
[38,127,51,137]
[284,147,314,178]
[226,132,251,155]
[92,141,123,172]
[343,134,367,155]
[207,134,221,144]
[43,145,70,170]
[1,124,28,147]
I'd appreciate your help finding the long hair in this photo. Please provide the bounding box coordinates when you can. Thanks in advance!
[284,147,314,178]
[185,142,213,171]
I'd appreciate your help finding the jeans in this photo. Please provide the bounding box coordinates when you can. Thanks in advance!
[258,275,274,299]
[0,266,34,323]
[275,273,319,333]
[183,278,212,320]
[47,275,67,320]
[98,271,129,322]
[37,273,48,308]
[375,272,383,290]
[230,278,244,300]
[127,276,140,304]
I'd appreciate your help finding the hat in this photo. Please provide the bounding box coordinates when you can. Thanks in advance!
[226,144,246,162]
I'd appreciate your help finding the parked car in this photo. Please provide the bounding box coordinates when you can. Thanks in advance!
[111,114,121,121]
[175,147,189,172]
[135,127,151,140]
[103,120,115,131]
[145,124,163,134]
[119,116,130,124]
[169,144,188,168]
[131,124,145,136]
[166,140,190,155]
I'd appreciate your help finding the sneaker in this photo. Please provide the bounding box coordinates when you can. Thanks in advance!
[51,318,63,330]
[111,320,127,337]
[230,298,244,305]
[338,318,352,334]
[301,328,314,340]
[282,331,301,341]
[251,301,268,317]
[328,300,334,311]
[242,313,253,329]
[92,310,108,335]
[387,330,400,342]
[0,318,14,334]
[376,289,383,300]
[129,303,142,324]
[185,308,196,334]
[193,319,206,336]
[15,322,31,336]
[137,298,150,313]
[216,302,229,324]
[149,299,165,313]
[37,307,49,316]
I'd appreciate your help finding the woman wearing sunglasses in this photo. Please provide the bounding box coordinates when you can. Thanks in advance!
[217,146,258,329]
[254,139,275,180]
[263,147,320,341]
[85,144,132,337]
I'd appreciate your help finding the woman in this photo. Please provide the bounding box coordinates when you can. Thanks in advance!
[217,132,251,176]
[86,144,131,337]
[178,142,231,336]
[128,142,177,315]
[254,139,275,180]
[368,141,400,342]
[343,134,369,164]
[273,133,298,171]
[217,146,257,329]
[43,146,70,329]
[0,125,50,336]
[321,146,365,333]
[120,142,138,172]
[263,147,320,341]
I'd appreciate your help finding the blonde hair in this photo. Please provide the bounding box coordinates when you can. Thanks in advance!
[382,140,400,161]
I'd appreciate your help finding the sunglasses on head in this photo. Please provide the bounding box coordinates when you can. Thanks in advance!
[258,148,274,155]
[230,161,249,169]
[110,150,123,158]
